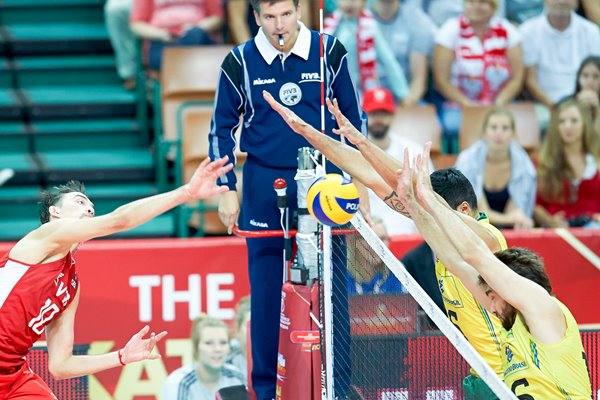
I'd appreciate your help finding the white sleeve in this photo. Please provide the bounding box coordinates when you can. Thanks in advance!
[519,20,538,67]
[504,19,522,47]
[162,372,181,399]
[435,18,460,49]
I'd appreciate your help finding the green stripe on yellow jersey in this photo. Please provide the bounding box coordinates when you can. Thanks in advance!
[435,213,506,376]
[501,299,592,399]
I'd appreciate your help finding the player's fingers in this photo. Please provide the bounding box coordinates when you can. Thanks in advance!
[199,157,211,169]
[154,331,168,343]
[403,148,410,171]
[136,325,150,338]
[423,142,432,172]
[217,163,234,175]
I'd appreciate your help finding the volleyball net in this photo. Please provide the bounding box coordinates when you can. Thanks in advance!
[321,215,516,400]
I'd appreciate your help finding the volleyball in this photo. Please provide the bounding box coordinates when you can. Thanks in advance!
[307,174,359,226]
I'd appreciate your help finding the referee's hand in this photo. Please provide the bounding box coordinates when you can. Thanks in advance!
[219,190,240,234]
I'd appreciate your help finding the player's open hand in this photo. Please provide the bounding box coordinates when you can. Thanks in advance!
[120,325,167,364]
[263,90,311,135]
[413,142,435,207]
[327,98,367,147]
[395,148,417,213]
[185,157,233,200]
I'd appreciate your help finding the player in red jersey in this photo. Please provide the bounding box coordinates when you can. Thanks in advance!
[0,156,232,399]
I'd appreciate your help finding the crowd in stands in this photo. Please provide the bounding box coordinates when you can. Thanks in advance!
[103,0,600,233]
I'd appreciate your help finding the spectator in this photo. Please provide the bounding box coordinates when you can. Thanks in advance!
[520,0,600,130]
[130,0,224,71]
[502,0,544,24]
[573,56,600,136]
[347,218,404,294]
[534,99,600,228]
[105,0,136,89]
[227,0,313,44]
[361,88,434,235]
[418,0,464,27]
[433,0,524,142]
[324,0,409,100]
[226,296,251,382]
[455,107,536,229]
[163,315,244,400]
[370,0,437,105]
[579,0,600,26]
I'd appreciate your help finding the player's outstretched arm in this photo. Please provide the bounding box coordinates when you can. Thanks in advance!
[38,157,233,247]
[413,146,564,342]
[327,98,403,192]
[395,145,490,308]
[46,291,166,379]
[263,90,394,204]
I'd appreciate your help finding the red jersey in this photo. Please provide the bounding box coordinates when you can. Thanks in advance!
[536,170,600,219]
[0,251,79,374]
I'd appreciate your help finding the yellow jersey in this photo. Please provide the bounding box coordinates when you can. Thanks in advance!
[435,213,507,376]
[501,299,592,399]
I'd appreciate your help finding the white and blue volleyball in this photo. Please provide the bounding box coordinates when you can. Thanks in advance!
[307,174,359,226]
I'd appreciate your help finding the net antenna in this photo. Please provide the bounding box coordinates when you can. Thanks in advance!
[330,213,518,399]
[318,1,333,398]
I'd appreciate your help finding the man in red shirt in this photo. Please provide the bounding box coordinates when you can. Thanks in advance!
[0,157,232,399]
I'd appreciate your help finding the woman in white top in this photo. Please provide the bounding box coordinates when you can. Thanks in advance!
[455,107,536,229]
[163,316,244,400]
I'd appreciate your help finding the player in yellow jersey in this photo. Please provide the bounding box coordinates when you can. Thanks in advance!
[429,170,507,399]
[264,92,509,398]
[395,143,592,399]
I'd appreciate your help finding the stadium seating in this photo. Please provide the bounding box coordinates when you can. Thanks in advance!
[459,102,541,154]
[157,46,238,236]
[0,0,172,240]
[389,104,443,156]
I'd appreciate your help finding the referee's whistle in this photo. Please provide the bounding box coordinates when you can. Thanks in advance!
[278,34,284,47]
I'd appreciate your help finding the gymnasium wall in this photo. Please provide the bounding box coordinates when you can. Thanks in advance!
[1,227,598,399]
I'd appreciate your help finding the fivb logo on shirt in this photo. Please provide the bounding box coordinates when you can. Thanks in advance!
[300,72,320,83]
[279,82,302,106]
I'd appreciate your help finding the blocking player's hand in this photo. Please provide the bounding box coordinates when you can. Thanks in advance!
[218,190,240,235]
[185,157,233,200]
[413,142,436,209]
[120,325,167,365]
[263,90,311,135]
[327,98,367,147]
[395,148,417,214]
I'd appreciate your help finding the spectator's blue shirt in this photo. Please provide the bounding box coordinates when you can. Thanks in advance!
[347,271,404,295]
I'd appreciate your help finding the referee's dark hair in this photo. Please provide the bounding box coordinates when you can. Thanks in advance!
[430,168,478,211]
[250,0,300,13]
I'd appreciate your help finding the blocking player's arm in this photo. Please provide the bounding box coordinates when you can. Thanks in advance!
[396,148,491,309]
[263,91,393,203]
[455,209,504,253]
[414,148,565,341]
[327,98,403,193]
[45,288,166,378]
[35,158,232,247]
